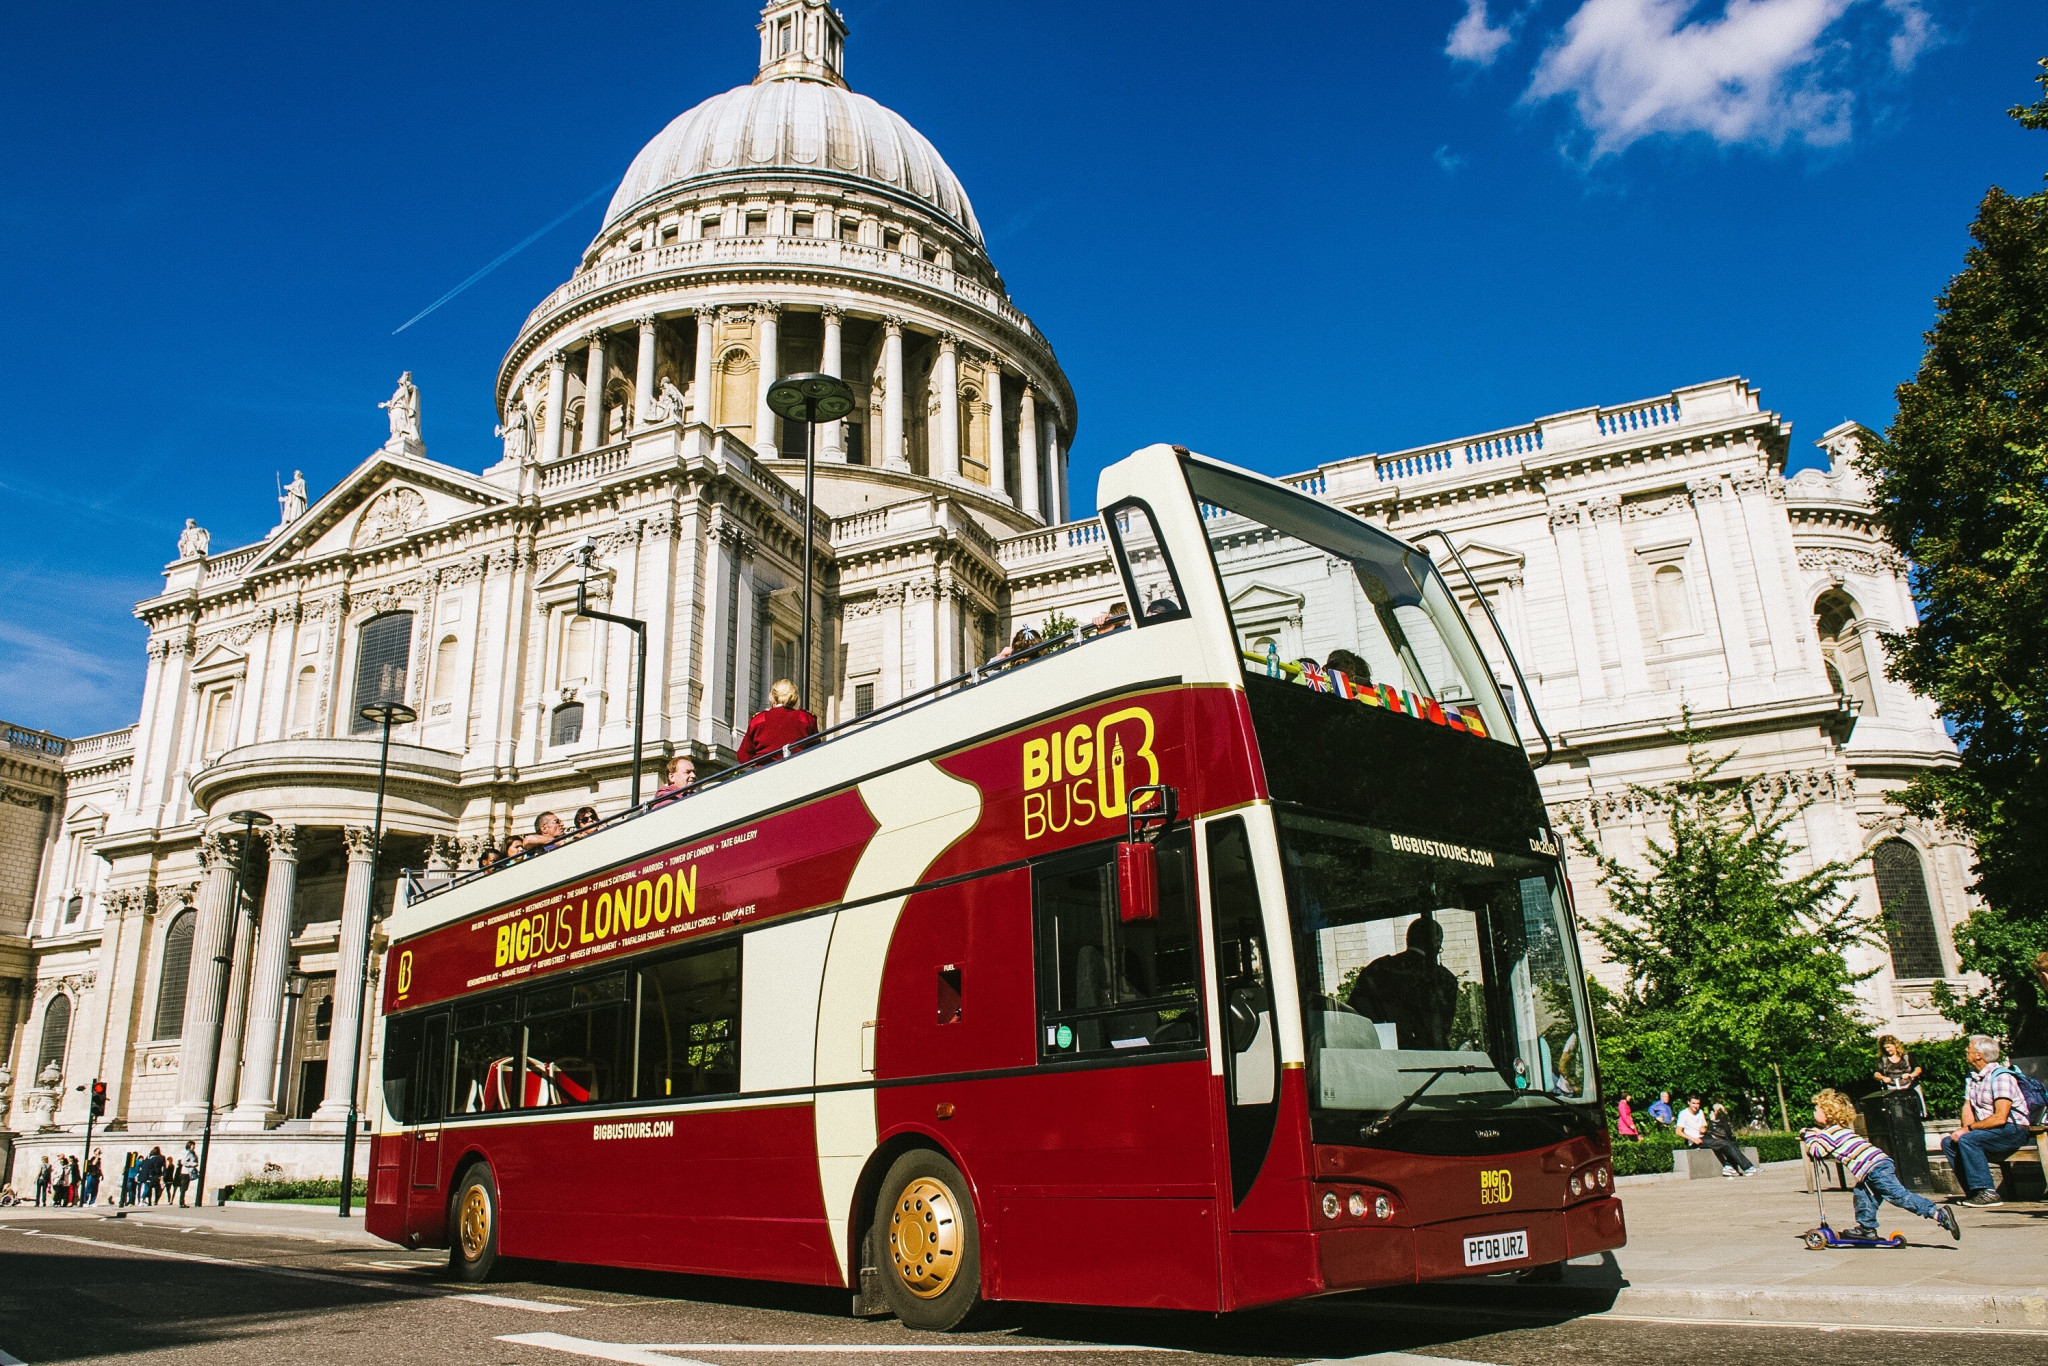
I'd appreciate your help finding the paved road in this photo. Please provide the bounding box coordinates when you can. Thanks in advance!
[0,1212,2036,1366]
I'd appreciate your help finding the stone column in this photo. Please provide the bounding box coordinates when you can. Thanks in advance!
[1018,386,1042,520]
[754,303,781,458]
[935,335,962,481]
[881,317,908,469]
[1547,503,1608,706]
[1045,417,1066,523]
[634,316,658,425]
[212,867,260,1110]
[692,310,716,425]
[985,362,1007,501]
[1589,498,1652,700]
[580,331,607,452]
[541,351,568,464]
[173,834,238,1121]
[229,824,299,1128]
[820,306,845,460]
[1687,478,1755,684]
[314,827,377,1125]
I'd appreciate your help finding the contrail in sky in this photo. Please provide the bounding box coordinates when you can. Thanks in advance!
[393,181,617,335]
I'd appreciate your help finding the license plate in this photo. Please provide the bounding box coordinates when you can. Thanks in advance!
[1462,1230,1529,1267]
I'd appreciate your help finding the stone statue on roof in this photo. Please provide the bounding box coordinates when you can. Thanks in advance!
[496,402,532,465]
[177,518,210,559]
[279,470,308,526]
[380,371,422,447]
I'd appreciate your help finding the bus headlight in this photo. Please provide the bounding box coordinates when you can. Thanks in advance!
[1373,1196,1391,1220]
[1596,1166,1609,1188]
[1322,1192,1342,1220]
[1569,1176,1583,1197]
[1346,1192,1367,1219]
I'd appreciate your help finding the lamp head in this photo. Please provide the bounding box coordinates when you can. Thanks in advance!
[227,810,273,829]
[358,702,418,727]
[766,372,856,424]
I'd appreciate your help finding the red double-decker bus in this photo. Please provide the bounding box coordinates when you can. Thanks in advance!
[367,444,1623,1328]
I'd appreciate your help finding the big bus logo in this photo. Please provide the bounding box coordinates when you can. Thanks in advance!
[1480,1168,1513,1205]
[395,950,414,999]
[1021,706,1159,840]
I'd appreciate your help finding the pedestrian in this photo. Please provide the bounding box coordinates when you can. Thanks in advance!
[33,1156,51,1207]
[1873,1034,1927,1118]
[120,1152,138,1206]
[141,1146,164,1204]
[1805,1088,1960,1240]
[1673,1094,1711,1158]
[1941,1035,2035,1206]
[735,679,818,763]
[57,1155,76,1207]
[83,1150,102,1206]
[1647,1090,1675,1129]
[1704,1103,1757,1176]
[1616,1093,1640,1142]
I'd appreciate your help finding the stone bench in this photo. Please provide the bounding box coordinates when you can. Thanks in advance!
[1993,1126,2047,1201]
[1674,1145,1760,1178]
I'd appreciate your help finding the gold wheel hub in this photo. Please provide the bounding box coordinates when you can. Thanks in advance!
[887,1176,961,1299]
[458,1183,491,1262]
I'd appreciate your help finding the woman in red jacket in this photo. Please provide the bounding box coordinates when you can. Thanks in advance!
[736,678,819,763]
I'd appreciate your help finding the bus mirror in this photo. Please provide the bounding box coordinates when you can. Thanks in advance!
[1117,841,1159,922]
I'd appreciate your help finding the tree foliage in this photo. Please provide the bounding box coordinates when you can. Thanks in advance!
[1857,58,2048,1052]
[1570,715,1878,1108]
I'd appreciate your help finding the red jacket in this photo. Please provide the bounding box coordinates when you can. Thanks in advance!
[736,705,818,762]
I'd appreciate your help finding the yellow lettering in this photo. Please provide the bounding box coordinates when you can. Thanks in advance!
[495,926,510,967]
[597,891,614,940]
[1095,708,1159,819]
[1022,738,1049,790]
[633,879,652,930]
[1065,724,1093,779]
[1070,776,1097,828]
[578,898,593,944]
[676,863,699,916]
[397,951,413,995]
[1050,730,1063,782]
[654,872,673,923]
[1024,790,1047,840]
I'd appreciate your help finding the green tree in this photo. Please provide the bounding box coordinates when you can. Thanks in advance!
[1857,59,2048,1052]
[1568,715,1878,1107]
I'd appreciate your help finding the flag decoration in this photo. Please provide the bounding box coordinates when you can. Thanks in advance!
[1237,650,1492,741]
[1297,660,1330,693]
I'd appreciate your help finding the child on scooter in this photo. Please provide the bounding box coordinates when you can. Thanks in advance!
[1801,1089,1960,1242]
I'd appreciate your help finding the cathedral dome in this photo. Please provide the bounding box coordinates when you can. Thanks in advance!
[602,9,980,244]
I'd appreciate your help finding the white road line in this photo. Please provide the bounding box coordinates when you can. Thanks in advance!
[1307,1356,1502,1366]
[499,1335,714,1366]
[457,1293,584,1313]
[0,1226,442,1298]
[499,1337,1187,1360]
[0,1344,24,1365]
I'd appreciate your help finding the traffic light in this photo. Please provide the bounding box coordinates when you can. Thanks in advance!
[89,1080,106,1118]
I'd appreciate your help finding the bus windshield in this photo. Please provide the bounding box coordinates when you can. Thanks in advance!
[1181,460,1517,748]
[1278,811,1596,1143]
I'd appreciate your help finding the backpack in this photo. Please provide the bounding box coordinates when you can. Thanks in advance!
[1994,1065,2048,1121]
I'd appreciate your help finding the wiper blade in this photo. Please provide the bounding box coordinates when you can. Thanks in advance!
[1360,1064,1496,1138]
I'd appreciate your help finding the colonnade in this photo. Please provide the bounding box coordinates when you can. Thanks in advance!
[526,305,1070,524]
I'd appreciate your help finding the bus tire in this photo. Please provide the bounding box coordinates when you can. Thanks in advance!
[875,1149,984,1331]
[448,1165,501,1283]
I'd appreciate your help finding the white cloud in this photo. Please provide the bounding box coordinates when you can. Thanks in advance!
[1521,0,1934,159]
[1447,0,1517,66]
[1434,144,1470,173]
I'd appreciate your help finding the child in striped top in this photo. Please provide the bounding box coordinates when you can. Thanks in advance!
[1802,1090,1960,1242]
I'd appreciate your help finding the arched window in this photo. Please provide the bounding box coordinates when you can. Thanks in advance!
[1873,839,1945,978]
[717,348,755,434]
[36,993,71,1077]
[64,894,83,925]
[561,617,593,684]
[432,635,460,701]
[350,611,414,733]
[1652,565,1694,636]
[1815,590,1877,715]
[961,386,988,484]
[551,702,585,746]
[290,666,319,732]
[202,687,237,757]
[155,908,196,1039]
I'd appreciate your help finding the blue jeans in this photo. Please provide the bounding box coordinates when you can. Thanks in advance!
[1853,1158,1939,1226]
[1942,1122,2030,1193]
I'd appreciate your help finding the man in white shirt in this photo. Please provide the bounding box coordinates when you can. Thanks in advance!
[1675,1095,1710,1146]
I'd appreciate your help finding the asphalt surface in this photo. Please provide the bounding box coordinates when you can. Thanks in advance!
[0,1212,2037,1366]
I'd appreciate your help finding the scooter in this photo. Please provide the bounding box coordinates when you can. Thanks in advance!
[1801,1184,1906,1249]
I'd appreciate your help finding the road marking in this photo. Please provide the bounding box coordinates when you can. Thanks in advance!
[499,1336,712,1366]
[1307,1357,1501,1366]
[500,1337,1186,1361]
[0,1226,442,1298]
[0,1345,24,1365]
[347,1259,442,1270]
[457,1293,584,1313]
[1593,1311,2048,1338]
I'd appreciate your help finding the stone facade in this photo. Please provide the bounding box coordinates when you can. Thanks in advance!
[0,1,1975,1188]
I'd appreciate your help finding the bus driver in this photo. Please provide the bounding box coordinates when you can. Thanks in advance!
[1347,917,1459,1050]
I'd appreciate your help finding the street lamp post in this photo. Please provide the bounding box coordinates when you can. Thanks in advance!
[765,373,856,714]
[198,808,271,1208]
[339,701,415,1218]
[572,537,650,807]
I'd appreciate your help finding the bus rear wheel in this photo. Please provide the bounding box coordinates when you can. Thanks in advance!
[876,1150,983,1331]
[448,1165,501,1283]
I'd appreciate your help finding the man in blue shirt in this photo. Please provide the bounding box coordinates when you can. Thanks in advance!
[1647,1091,1676,1129]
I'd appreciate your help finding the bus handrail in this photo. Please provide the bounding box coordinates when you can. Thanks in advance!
[1410,528,1554,770]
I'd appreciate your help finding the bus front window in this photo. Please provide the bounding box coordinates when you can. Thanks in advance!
[1278,812,1594,1145]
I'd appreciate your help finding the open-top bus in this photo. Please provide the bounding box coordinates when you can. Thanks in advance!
[367,444,1623,1328]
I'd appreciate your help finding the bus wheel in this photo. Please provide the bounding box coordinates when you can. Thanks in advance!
[877,1150,983,1331]
[448,1166,501,1283]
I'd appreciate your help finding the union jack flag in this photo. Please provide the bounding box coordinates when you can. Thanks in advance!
[1298,661,1330,693]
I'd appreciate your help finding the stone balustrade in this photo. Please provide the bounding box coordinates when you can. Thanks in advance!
[201,546,262,582]
[64,727,134,759]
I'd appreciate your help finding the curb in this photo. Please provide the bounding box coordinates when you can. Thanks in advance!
[1603,1283,2048,1331]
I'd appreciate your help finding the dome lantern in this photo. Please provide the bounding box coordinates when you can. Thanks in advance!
[756,0,847,88]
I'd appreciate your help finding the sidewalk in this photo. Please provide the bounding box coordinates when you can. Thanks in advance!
[1509,1161,2048,1330]
[0,1199,389,1247]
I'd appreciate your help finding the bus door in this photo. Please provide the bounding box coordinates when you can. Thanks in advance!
[409,1013,448,1203]
[1204,816,1281,1207]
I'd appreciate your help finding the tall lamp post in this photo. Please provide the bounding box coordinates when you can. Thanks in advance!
[198,808,271,1207]
[765,373,856,713]
[572,537,650,807]
[339,700,415,1218]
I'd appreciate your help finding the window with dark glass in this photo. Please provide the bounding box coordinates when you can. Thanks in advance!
[350,612,414,734]
[1104,501,1187,625]
[523,973,629,1106]
[451,995,522,1114]
[854,682,875,717]
[36,993,71,1075]
[1034,833,1199,1060]
[155,909,195,1039]
[637,945,740,1098]
[1873,840,1945,978]
[551,702,584,746]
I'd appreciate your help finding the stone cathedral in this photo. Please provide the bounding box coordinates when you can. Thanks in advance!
[0,2,1974,1183]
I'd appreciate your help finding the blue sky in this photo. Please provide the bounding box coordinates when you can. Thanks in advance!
[2,0,2042,738]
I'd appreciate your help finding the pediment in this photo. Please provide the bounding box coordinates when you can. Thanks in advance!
[1228,581,1305,617]
[1448,539,1525,579]
[64,802,108,830]
[245,450,511,572]
[534,549,615,606]
[191,644,249,679]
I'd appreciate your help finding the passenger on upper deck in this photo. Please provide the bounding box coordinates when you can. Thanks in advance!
[736,679,818,763]
[516,812,565,855]
[654,754,697,802]
[572,806,600,836]
[1090,602,1130,634]
[1326,648,1372,685]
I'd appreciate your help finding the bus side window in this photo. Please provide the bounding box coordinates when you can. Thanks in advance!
[1034,831,1200,1060]
[450,995,521,1114]
[523,973,629,1107]
[1207,815,1280,1204]
[637,943,741,1099]
[383,1013,424,1125]
[1104,500,1188,624]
